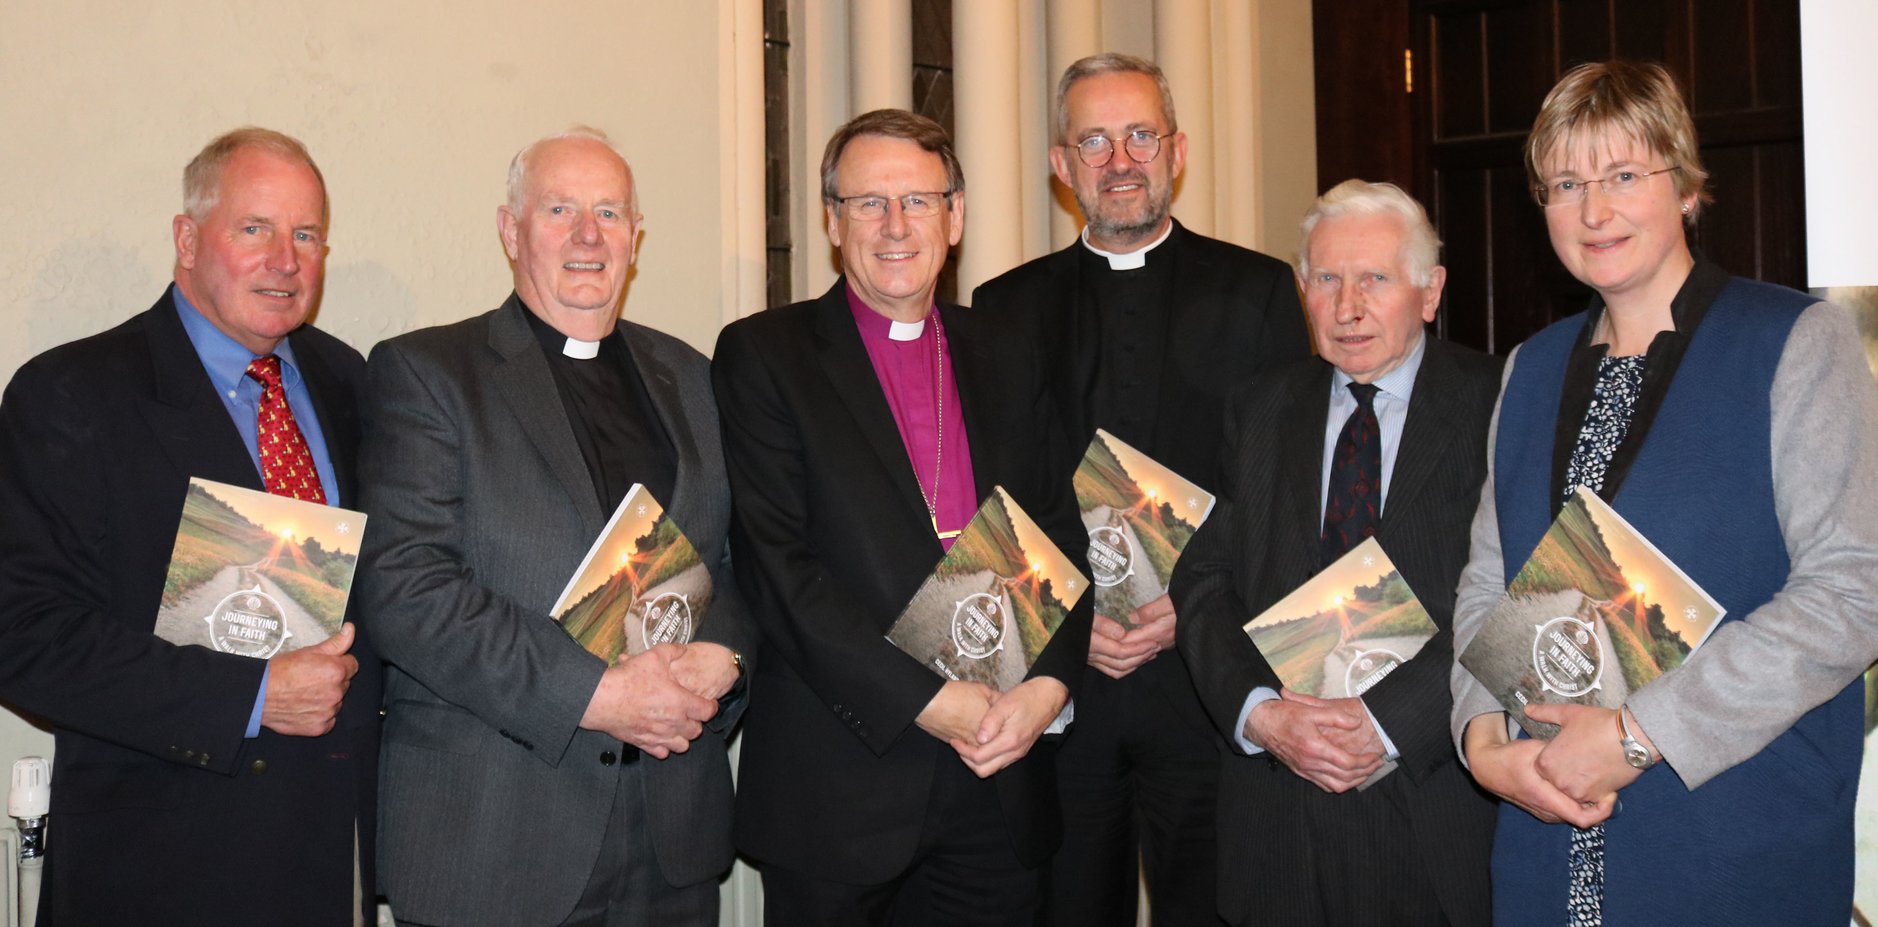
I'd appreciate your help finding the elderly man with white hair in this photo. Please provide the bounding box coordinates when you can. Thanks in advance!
[1170,180,1502,927]
[357,127,757,927]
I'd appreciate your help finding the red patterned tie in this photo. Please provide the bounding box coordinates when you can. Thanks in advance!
[245,355,327,503]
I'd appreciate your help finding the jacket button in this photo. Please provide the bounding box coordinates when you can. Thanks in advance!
[183,750,197,760]
[600,751,617,766]
[250,760,268,775]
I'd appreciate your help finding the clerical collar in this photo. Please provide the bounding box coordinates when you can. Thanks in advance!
[843,281,934,342]
[1079,221,1174,270]
[519,297,613,361]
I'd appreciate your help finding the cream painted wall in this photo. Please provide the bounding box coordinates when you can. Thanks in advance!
[1253,0,1317,261]
[0,0,760,807]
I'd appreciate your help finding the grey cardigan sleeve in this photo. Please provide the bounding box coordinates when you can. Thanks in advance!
[1449,350,1520,763]
[1626,301,1878,788]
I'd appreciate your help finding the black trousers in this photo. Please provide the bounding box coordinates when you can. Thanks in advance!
[761,752,1042,927]
[1044,663,1227,927]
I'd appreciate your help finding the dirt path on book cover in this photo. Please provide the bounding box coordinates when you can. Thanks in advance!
[1086,505,1161,626]
[152,561,330,655]
[895,570,1028,690]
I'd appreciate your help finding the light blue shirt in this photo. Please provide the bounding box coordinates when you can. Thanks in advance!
[173,288,341,738]
[1234,334,1429,760]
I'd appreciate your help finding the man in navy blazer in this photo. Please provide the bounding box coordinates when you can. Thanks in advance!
[0,127,377,926]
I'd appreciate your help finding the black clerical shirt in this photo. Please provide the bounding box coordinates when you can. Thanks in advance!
[520,301,677,514]
[1078,241,1176,448]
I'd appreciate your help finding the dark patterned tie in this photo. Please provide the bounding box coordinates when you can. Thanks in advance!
[246,355,327,503]
[1321,382,1380,567]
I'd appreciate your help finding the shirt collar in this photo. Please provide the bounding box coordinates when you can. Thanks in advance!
[1078,220,1174,270]
[1329,331,1426,404]
[172,286,303,395]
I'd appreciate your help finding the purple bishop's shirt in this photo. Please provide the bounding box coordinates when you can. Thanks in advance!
[846,285,978,551]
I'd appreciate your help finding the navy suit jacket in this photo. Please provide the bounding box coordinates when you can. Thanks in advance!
[0,289,380,926]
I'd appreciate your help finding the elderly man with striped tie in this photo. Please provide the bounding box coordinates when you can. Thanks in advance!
[0,126,377,926]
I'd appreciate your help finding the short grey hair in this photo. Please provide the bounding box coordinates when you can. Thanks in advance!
[1297,179,1442,288]
[1054,53,1179,146]
[506,126,637,214]
[182,127,325,221]
[819,109,964,204]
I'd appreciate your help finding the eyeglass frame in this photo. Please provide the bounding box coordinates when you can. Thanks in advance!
[1532,165,1683,207]
[830,191,957,221]
[1064,130,1176,168]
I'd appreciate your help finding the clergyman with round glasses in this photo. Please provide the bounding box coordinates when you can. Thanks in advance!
[970,52,1310,927]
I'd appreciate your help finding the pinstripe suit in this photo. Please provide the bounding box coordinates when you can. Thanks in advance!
[1171,338,1501,927]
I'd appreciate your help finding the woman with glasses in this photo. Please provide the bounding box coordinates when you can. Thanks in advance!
[1448,59,1878,926]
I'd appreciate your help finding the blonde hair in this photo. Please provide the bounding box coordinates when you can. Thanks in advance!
[1525,60,1709,221]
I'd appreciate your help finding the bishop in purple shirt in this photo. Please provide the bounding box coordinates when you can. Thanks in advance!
[712,109,1092,927]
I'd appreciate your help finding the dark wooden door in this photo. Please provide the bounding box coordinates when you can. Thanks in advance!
[1314,0,1804,354]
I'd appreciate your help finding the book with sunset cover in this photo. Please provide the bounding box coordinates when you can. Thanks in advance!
[1459,486,1726,739]
[1074,429,1217,629]
[153,477,366,659]
[550,484,713,664]
[886,487,1091,691]
[1242,537,1438,701]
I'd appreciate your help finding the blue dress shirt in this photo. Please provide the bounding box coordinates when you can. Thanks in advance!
[173,289,342,737]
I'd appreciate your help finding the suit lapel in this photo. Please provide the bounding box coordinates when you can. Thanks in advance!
[618,322,703,532]
[487,298,606,538]
[943,305,998,507]
[812,283,943,542]
[289,332,359,505]
[1276,364,1333,576]
[138,291,268,493]
[1379,338,1462,541]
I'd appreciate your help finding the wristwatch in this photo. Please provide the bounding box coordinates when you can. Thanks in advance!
[1618,706,1656,770]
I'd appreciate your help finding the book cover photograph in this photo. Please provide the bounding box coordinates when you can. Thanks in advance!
[1459,486,1726,739]
[1241,537,1438,699]
[1074,428,1217,629]
[550,484,712,664]
[886,487,1090,690]
[153,477,364,659]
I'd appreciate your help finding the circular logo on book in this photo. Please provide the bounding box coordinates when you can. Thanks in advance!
[203,585,293,658]
[1343,648,1406,697]
[1530,615,1603,697]
[950,592,1007,661]
[639,592,694,646]
[1087,525,1134,588]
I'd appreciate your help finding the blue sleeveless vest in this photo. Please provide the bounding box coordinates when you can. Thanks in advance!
[1487,279,1860,926]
